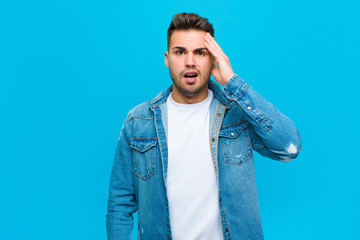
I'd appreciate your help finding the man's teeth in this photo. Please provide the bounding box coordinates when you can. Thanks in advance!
[185,74,197,77]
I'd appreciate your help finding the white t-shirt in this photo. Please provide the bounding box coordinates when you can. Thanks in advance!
[166,90,224,240]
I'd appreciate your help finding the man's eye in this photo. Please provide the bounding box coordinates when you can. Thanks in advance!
[197,51,205,56]
[176,51,184,55]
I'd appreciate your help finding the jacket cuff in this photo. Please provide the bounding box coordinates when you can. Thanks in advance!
[223,74,250,100]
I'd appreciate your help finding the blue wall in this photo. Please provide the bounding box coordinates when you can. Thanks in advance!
[1,0,359,239]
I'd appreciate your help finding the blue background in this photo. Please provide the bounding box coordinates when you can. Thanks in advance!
[1,0,359,239]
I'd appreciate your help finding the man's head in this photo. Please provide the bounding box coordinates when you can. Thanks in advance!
[167,13,214,51]
[165,13,215,104]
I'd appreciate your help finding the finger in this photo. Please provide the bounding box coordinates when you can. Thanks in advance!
[205,40,227,65]
[205,33,226,57]
[204,36,223,56]
[204,41,223,60]
[208,34,225,55]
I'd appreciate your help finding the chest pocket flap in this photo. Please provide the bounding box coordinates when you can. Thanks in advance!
[219,120,252,165]
[130,138,157,180]
[219,120,247,138]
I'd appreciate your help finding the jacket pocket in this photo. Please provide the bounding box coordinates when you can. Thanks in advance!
[130,138,157,180]
[219,120,252,165]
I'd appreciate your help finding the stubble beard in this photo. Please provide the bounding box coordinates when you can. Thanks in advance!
[169,67,211,97]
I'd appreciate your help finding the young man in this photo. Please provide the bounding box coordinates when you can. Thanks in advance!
[106,13,301,240]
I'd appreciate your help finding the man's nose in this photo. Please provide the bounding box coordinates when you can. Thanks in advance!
[185,53,195,67]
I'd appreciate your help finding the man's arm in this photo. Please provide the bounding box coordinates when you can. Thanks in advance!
[106,118,137,240]
[224,74,302,161]
[204,33,302,161]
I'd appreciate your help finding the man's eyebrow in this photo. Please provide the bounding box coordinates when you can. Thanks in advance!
[194,47,208,52]
[172,46,209,52]
[172,46,186,51]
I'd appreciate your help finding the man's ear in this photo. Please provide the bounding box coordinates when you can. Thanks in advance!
[212,56,218,70]
[164,51,169,67]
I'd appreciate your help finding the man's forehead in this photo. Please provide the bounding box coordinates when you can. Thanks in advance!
[169,30,207,48]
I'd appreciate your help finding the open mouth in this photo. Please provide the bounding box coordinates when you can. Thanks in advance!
[183,70,198,83]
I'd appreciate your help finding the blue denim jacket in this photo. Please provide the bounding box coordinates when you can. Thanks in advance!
[106,74,302,240]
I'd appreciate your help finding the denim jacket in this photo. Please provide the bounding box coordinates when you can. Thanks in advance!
[106,74,302,240]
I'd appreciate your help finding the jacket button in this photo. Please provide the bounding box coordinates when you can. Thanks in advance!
[230,91,233,95]
[247,106,252,110]
[212,138,215,142]
[225,228,229,232]
[230,132,235,136]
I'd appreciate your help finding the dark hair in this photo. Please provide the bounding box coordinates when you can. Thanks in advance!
[167,13,214,49]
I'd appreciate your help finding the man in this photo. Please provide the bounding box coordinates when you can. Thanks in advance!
[106,13,301,240]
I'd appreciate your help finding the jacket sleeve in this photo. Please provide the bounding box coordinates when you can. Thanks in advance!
[106,118,137,240]
[223,74,302,162]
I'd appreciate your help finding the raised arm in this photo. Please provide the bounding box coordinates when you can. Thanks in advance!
[204,33,302,161]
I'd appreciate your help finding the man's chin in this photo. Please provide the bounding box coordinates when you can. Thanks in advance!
[177,83,208,97]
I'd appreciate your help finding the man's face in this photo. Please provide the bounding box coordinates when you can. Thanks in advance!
[165,30,213,103]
